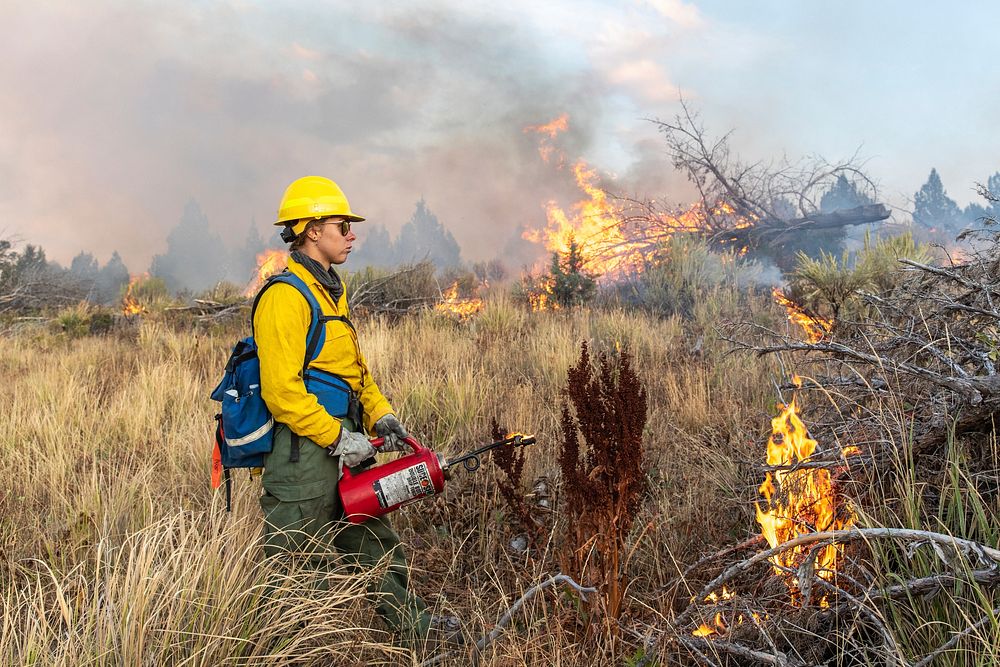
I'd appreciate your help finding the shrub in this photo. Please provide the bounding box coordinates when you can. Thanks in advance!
[54,302,92,339]
[603,233,763,319]
[344,261,438,316]
[550,240,597,308]
[88,311,116,335]
[789,231,933,321]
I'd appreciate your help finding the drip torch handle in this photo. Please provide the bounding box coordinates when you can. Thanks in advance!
[369,435,425,452]
[445,433,537,473]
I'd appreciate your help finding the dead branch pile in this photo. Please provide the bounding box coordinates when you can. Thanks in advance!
[164,262,443,322]
[734,233,1000,459]
[652,235,1000,665]
[347,261,440,317]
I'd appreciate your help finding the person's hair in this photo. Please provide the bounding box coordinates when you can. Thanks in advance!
[289,219,323,251]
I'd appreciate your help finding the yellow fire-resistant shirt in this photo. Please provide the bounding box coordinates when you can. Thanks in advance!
[253,257,393,448]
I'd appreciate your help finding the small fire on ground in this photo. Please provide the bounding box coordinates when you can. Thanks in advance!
[434,281,484,320]
[121,274,147,316]
[692,389,857,637]
[756,394,856,599]
[244,250,287,297]
[772,288,832,343]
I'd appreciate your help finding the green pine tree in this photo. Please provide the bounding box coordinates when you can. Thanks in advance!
[550,238,596,308]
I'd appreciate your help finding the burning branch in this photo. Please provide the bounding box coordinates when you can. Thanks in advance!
[519,106,890,282]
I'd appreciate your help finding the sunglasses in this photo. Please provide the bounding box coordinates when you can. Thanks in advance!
[319,218,352,236]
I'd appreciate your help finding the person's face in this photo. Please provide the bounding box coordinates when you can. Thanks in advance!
[308,217,356,266]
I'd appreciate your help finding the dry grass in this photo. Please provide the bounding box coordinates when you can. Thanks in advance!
[0,292,777,665]
[4,283,995,665]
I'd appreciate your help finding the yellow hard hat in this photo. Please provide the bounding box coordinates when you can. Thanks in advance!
[275,176,365,236]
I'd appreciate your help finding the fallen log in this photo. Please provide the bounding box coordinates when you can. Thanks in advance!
[712,204,891,249]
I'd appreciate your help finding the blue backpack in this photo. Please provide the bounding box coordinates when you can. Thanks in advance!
[210,270,356,509]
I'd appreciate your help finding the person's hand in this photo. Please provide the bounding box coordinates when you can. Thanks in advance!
[330,430,377,467]
[374,414,411,452]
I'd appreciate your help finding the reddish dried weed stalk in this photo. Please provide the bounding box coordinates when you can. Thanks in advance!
[490,417,536,536]
[558,341,648,622]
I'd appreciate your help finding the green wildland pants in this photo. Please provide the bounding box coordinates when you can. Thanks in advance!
[260,421,430,641]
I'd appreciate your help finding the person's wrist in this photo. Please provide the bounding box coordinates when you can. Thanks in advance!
[327,426,344,456]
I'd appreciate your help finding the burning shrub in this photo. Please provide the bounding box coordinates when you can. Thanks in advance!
[515,239,597,311]
[549,240,597,308]
[557,341,648,623]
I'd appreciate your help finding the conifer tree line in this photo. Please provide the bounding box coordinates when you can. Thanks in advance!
[1,198,464,306]
[0,168,994,308]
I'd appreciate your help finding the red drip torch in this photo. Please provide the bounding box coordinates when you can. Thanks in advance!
[339,433,536,524]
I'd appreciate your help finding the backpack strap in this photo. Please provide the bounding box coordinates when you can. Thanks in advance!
[250,270,344,464]
[251,271,325,368]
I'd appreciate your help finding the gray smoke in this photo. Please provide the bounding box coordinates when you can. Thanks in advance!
[0,1,695,288]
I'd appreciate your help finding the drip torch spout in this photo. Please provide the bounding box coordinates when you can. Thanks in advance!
[444,433,536,475]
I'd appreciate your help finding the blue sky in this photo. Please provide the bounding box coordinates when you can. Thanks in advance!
[0,1,996,272]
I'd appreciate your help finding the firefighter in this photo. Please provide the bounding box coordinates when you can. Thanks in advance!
[254,175,440,645]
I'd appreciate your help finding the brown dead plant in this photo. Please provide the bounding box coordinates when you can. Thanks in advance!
[557,341,649,625]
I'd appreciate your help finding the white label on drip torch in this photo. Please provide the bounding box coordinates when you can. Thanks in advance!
[372,462,435,509]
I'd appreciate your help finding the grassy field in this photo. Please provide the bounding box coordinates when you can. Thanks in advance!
[1,284,997,665]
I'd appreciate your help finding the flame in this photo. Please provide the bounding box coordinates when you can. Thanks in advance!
[946,246,970,265]
[704,586,736,604]
[521,158,646,278]
[772,289,832,343]
[434,281,484,320]
[121,274,147,316]
[527,289,557,312]
[521,115,756,295]
[524,113,569,164]
[691,398,855,639]
[691,587,737,637]
[244,250,288,297]
[755,397,855,600]
[525,114,569,139]
[692,623,715,637]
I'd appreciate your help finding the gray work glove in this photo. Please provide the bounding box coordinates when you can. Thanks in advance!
[374,414,411,452]
[329,429,377,467]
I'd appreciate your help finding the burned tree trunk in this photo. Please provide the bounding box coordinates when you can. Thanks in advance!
[713,204,891,250]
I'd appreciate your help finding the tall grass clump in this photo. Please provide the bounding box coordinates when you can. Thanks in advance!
[857,421,1000,666]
